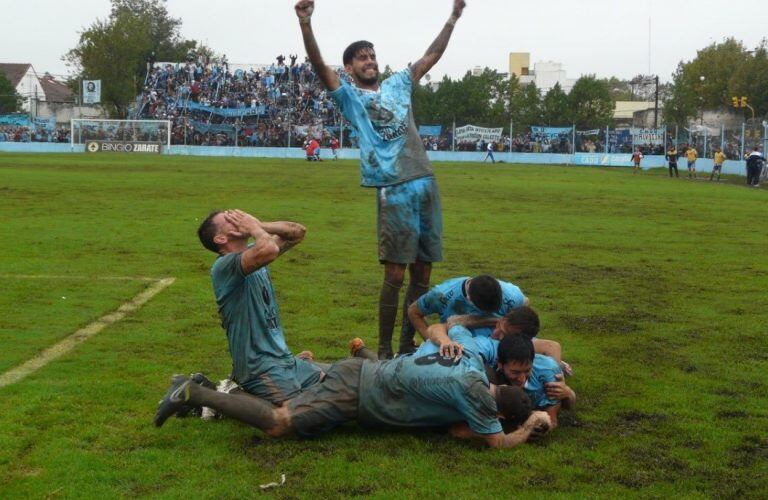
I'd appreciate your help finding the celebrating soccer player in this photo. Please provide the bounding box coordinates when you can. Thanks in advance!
[295,0,466,359]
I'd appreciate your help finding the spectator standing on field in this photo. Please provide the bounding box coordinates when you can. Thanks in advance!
[484,141,496,163]
[631,148,643,174]
[710,148,726,181]
[685,146,698,179]
[666,144,679,178]
[746,146,763,187]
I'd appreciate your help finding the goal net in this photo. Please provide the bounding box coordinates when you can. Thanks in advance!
[71,119,171,153]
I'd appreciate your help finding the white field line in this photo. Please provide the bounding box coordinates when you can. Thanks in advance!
[0,277,176,388]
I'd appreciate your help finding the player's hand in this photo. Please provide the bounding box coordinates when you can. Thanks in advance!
[545,374,569,400]
[525,411,551,437]
[224,209,262,237]
[439,340,463,359]
[560,360,574,377]
[297,350,314,361]
[451,0,466,19]
[295,0,315,19]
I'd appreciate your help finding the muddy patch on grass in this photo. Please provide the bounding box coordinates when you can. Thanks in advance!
[560,312,642,335]
[717,410,749,419]
[730,436,768,468]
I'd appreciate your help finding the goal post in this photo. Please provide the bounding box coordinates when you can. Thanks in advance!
[71,118,171,154]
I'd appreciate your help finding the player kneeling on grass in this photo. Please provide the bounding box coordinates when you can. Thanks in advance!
[154,325,550,448]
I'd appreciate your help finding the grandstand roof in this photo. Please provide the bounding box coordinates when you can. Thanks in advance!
[0,63,32,87]
[38,74,73,102]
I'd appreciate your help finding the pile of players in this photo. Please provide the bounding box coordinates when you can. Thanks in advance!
[153,0,575,449]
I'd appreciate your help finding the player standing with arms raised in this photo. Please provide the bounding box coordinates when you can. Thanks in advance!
[295,0,466,359]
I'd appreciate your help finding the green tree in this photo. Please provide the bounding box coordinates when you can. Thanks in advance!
[568,76,613,129]
[662,38,765,125]
[0,73,22,114]
[64,0,196,117]
[541,83,570,126]
[510,81,541,132]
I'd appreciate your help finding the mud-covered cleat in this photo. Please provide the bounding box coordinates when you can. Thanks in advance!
[154,375,190,427]
[175,373,218,418]
[349,338,379,361]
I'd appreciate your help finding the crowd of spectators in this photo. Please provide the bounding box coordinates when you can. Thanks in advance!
[0,126,70,143]
[134,50,347,148]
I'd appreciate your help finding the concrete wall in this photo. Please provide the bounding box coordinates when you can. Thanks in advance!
[0,142,749,176]
[34,101,107,125]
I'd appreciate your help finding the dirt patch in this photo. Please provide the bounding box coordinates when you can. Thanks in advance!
[716,410,749,419]
[730,436,768,468]
[560,312,642,335]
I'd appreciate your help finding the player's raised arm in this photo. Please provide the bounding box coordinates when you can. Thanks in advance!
[295,0,340,91]
[260,221,307,255]
[223,210,280,275]
[409,0,466,83]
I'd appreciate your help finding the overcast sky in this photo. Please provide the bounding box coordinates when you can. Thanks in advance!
[3,0,767,83]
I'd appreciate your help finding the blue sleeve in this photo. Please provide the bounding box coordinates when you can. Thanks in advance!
[500,283,526,312]
[211,252,245,298]
[533,356,562,408]
[328,80,364,128]
[448,325,477,353]
[416,287,446,317]
[457,376,503,435]
[473,337,499,366]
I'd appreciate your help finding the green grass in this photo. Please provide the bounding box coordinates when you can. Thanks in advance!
[0,153,766,498]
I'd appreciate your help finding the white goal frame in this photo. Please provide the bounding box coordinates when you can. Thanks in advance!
[70,118,171,149]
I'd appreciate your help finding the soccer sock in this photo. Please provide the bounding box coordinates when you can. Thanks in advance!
[188,383,276,431]
[398,281,429,353]
[378,280,402,358]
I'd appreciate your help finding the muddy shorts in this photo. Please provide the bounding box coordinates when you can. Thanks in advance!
[376,176,443,264]
[288,358,364,437]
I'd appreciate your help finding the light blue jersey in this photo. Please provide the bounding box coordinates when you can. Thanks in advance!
[416,277,527,328]
[470,339,561,409]
[329,68,434,187]
[524,354,562,409]
[211,251,322,403]
[359,325,502,435]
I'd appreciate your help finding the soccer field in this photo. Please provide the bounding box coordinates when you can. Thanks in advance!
[0,153,766,498]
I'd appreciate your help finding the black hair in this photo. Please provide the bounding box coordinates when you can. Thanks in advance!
[501,306,540,339]
[197,211,222,254]
[343,40,374,66]
[467,275,502,312]
[495,385,533,429]
[497,334,535,366]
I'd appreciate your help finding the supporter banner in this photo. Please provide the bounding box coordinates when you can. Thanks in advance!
[0,114,31,126]
[179,101,266,117]
[85,140,161,154]
[418,125,442,137]
[188,120,237,136]
[608,128,632,146]
[83,80,101,104]
[455,125,503,142]
[531,126,572,139]
[576,129,601,136]
[631,127,664,144]
[34,117,57,131]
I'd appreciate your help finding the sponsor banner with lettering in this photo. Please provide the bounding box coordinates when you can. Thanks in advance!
[85,141,162,154]
[631,127,665,144]
[531,126,573,139]
[418,125,442,137]
[455,125,503,142]
[83,80,101,104]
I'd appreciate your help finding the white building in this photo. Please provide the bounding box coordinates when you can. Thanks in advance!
[0,63,46,112]
[509,53,577,93]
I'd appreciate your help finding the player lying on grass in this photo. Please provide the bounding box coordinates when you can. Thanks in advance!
[405,274,529,353]
[357,307,576,434]
[154,325,551,449]
[196,209,325,405]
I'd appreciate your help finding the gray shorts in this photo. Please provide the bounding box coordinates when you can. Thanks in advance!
[288,358,364,437]
[376,176,443,264]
